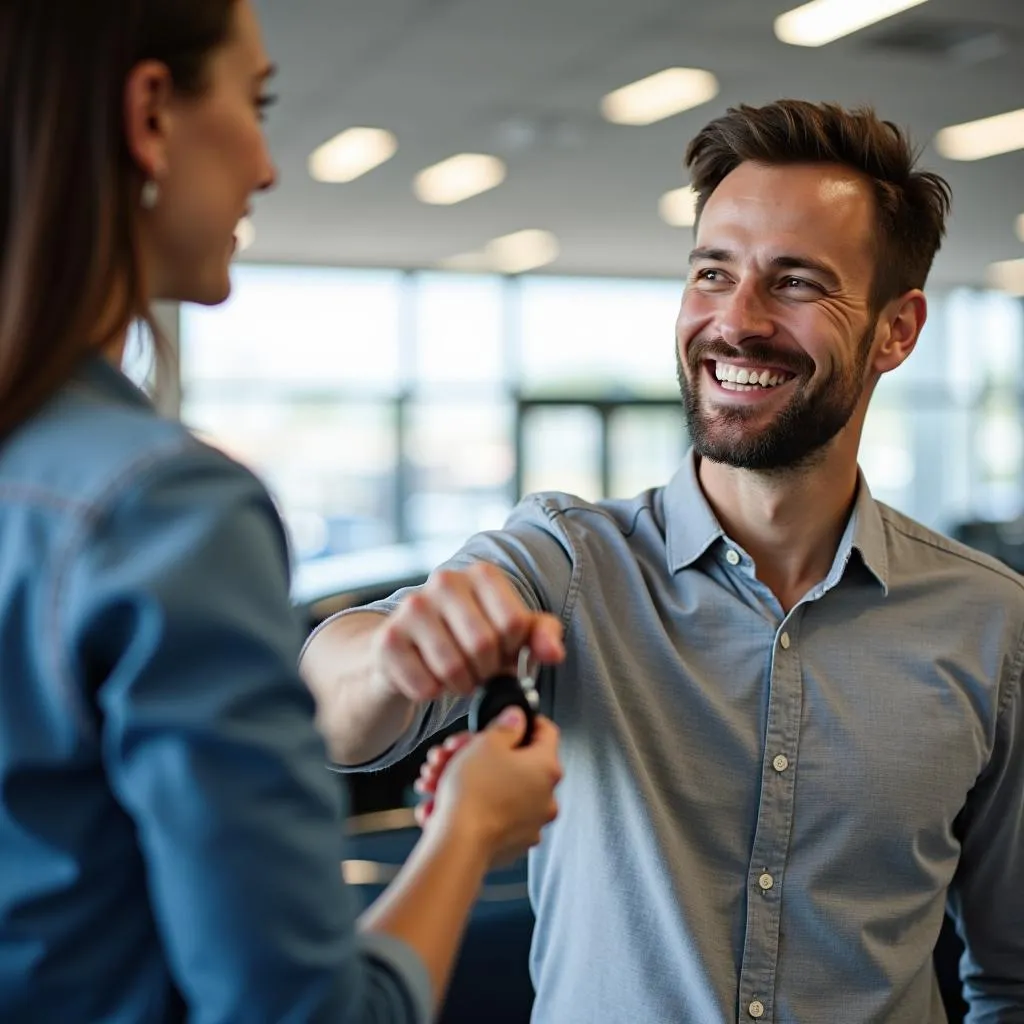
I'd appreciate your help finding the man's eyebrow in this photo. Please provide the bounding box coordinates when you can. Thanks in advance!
[687,247,842,289]
[770,254,841,289]
[688,247,733,265]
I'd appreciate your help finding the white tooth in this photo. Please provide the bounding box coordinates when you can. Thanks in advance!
[759,370,771,386]
[726,364,739,382]
[715,362,727,380]
[737,368,750,384]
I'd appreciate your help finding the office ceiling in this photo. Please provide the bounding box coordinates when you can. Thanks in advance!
[248,0,1024,289]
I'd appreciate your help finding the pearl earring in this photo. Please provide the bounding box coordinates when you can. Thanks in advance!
[140,180,160,210]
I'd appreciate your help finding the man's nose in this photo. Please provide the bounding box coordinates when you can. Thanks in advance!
[715,281,774,347]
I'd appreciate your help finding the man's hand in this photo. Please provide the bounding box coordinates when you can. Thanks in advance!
[370,562,565,703]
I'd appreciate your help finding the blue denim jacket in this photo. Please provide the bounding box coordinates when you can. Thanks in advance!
[0,358,430,1023]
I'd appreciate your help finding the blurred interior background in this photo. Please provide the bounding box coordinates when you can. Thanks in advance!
[134,0,1024,598]
[132,3,1023,1018]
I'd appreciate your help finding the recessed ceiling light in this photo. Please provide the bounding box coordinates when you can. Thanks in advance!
[659,187,699,227]
[437,251,492,272]
[987,258,1024,297]
[935,108,1024,161]
[601,68,719,127]
[486,230,560,274]
[308,127,398,184]
[413,154,507,205]
[774,0,930,47]
[234,216,256,252]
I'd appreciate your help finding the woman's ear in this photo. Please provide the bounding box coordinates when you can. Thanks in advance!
[123,60,175,185]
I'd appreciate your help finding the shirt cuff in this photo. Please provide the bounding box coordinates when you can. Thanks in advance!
[358,930,434,1024]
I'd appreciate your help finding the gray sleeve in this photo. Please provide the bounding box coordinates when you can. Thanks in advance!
[356,933,433,1024]
[947,652,1024,1021]
[308,495,577,772]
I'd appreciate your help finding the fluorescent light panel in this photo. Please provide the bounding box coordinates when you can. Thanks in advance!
[774,0,930,47]
[485,230,559,274]
[441,230,560,274]
[988,258,1024,297]
[437,251,492,272]
[659,187,699,227]
[414,154,507,205]
[309,127,397,184]
[601,68,719,126]
[935,108,1024,161]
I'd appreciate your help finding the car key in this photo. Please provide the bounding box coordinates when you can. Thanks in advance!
[468,647,540,747]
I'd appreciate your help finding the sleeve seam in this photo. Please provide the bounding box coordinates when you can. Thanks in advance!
[46,435,226,740]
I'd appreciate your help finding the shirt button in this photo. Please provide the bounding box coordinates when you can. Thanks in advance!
[779,631,791,649]
[726,549,741,565]
[749,1000,766,1019]
[773,754,790,773]
[758,873,774,891]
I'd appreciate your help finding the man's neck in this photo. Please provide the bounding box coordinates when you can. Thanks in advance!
[697,448,859,613]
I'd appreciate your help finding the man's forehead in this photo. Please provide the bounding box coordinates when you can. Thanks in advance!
[697,162,875,266]
[702,162,873,224]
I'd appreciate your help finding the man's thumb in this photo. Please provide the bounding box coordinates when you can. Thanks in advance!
[489,705,527,745]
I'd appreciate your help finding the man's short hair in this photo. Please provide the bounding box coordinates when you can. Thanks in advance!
[685,99,953,311]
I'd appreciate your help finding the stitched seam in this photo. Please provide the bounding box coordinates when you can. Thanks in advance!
[0,482,91,516]
[47,435,199,739]
[878,508,1024,595]
[998,620,1024,723]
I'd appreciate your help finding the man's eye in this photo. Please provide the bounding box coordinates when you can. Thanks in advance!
[781,277,817,291]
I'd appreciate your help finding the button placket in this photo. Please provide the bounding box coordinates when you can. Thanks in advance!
[736,611,804,1024]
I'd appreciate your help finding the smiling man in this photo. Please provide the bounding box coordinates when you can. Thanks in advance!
[302,100,1024,1023]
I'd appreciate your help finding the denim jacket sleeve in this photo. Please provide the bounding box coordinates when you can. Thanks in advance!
[58,438,432,1024]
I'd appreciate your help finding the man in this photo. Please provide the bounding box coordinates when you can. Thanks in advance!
[302,100,1024,1023]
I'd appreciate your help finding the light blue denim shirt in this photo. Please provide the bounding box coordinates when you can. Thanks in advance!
[320,451,1024,1024]
[0,358,431,1023]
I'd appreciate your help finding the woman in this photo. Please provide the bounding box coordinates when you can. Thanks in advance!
[0,2,562,1022]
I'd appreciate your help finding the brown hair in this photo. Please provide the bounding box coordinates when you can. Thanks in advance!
[0,0,237,438]
[685,99,953,312]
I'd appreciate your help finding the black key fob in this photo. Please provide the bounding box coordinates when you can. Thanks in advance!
[468,648,541,748]
[468,674,536,747]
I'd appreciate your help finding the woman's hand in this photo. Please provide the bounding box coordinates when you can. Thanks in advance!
[416,709,562,867]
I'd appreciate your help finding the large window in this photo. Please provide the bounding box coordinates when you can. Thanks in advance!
[179,266,1024,566]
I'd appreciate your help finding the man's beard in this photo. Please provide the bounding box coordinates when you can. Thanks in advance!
[676,329,872,472]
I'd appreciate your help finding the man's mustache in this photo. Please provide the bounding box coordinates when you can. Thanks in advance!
[686,337,814,377]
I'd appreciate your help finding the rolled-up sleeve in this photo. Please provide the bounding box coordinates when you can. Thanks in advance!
[59,441,431,1024]
[308,494,576,774]
[948,649,1024,1023]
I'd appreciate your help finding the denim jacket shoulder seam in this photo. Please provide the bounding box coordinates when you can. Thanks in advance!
[0,482,92,516]
[46,435,200,738]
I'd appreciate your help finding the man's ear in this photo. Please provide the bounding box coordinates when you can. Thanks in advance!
[123,60,175,184]
[872,290,927,374]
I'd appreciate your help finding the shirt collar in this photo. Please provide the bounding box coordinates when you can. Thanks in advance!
[664,450,725,571]
[75,355,153,411]
[664,448,889,593]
